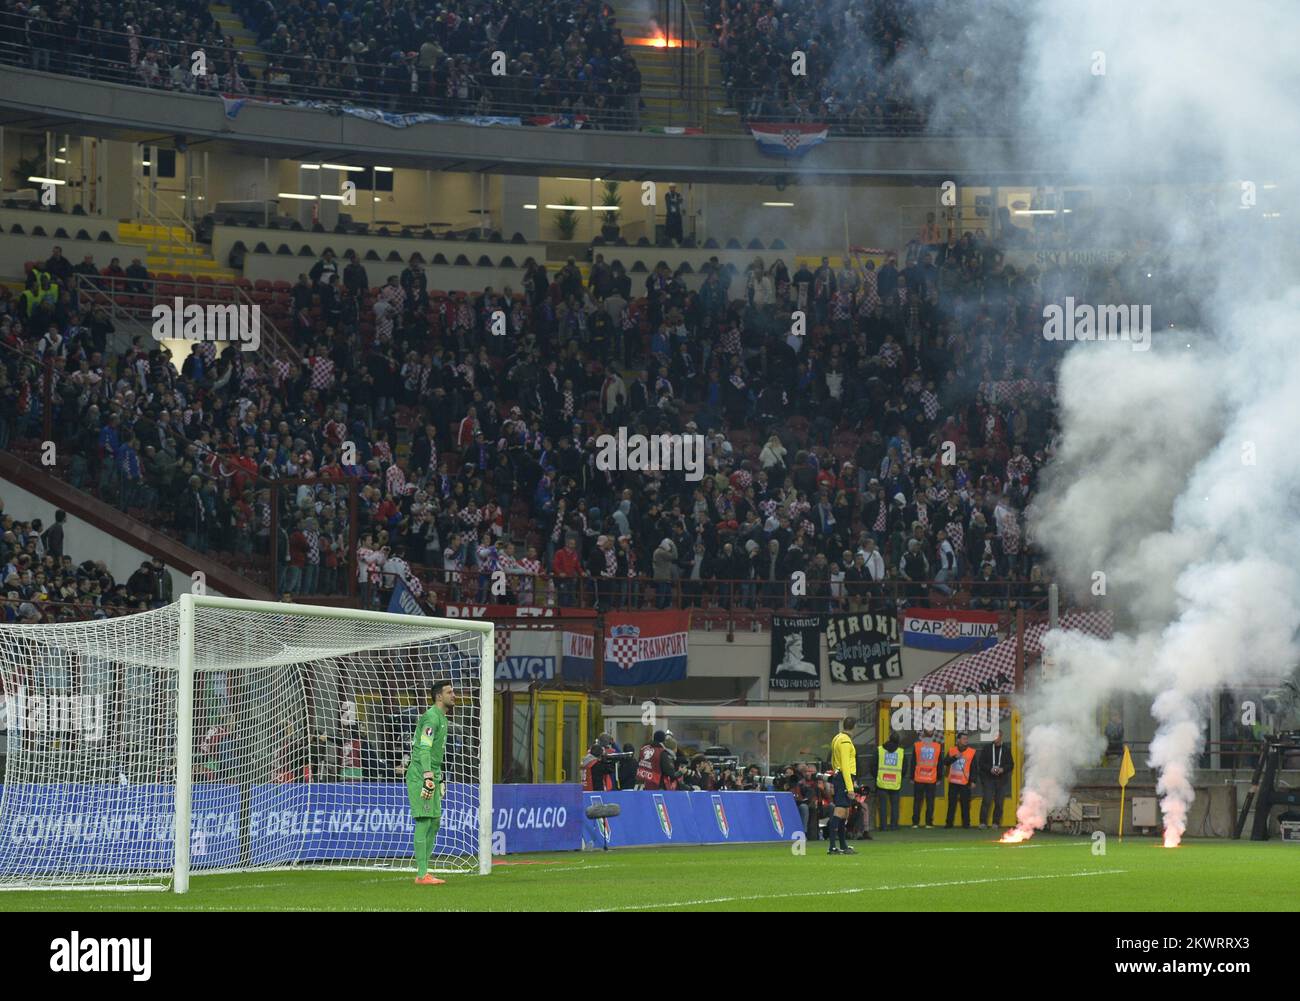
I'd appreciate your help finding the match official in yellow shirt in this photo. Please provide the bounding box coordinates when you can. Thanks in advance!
[828,717,858,855]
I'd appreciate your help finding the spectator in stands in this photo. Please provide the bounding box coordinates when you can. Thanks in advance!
[124,257,150,294]
[552,533,583,607]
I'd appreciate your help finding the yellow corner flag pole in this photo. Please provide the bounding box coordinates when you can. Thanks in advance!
[1117,744,1136,840]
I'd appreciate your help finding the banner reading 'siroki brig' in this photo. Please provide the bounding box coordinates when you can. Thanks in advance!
[562,611,690,686]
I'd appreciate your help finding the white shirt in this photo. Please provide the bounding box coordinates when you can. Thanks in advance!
[859,548,885,582]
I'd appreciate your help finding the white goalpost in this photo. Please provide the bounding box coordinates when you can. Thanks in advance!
[0,594,494,892]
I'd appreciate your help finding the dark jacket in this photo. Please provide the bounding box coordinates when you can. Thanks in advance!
[977,741,1015,780]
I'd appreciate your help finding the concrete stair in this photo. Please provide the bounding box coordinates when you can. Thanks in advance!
[609,0,741,133]
[681,0,742,133]
[117,221,238,279]
[210,2,267,75]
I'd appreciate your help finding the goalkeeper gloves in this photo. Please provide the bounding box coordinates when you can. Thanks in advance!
[421,773,437,800]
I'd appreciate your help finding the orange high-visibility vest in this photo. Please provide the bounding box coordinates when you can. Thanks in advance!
[947,746,976,786]
[913,740,941,784]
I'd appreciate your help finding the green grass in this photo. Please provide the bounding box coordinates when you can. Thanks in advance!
[3,830,1294,911]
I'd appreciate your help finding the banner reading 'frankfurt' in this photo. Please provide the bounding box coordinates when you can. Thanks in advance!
[562,612,690,686]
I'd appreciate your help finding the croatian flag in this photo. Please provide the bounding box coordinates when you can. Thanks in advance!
[750,123,829,157]
[387,579,425,616]
[562,611,690,686]
[219,94,247,119]
[901,608,999,653]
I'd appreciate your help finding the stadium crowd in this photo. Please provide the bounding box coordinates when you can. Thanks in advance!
[0,0,644,127]
[1,213,1172,619]
[0,0,1024,134]
[706,0,925,132]
[0,501,173,623]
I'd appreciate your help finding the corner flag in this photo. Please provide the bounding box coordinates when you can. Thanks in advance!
[1117,744,1136,840]
[1118,745,1136,787]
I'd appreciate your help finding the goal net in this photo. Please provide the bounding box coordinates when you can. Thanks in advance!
[0,595,493,891]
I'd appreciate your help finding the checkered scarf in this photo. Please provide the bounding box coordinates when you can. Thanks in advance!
[921,389,939,422]
[310,356,334,390]
[857,270,880,315]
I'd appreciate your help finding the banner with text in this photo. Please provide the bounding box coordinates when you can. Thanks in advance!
[901,608,1000,652]
[769,614,823,690]
[826,613,901,684]
[563,612,690,686]
[581,790,799,848]
[0,782,582,872]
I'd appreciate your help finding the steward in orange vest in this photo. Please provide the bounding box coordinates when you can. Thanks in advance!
[911,729,942,828]
[944,733,976,829]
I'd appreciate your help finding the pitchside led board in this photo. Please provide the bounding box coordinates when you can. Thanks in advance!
[875,702,1022,830]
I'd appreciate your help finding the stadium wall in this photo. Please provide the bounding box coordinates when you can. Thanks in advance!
[0,477,199,598]
[494,618,953,702]
[1,233,149,284]
[0,66,1053,183]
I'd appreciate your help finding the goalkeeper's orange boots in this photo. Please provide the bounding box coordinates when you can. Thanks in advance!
[414,875,446,885]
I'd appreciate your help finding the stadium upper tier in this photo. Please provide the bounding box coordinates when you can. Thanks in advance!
[0,1,951,136]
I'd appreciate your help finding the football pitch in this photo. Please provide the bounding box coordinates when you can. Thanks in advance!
[3,830,1294,911]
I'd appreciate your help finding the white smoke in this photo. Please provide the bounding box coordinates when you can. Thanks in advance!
[898,0,1300,841]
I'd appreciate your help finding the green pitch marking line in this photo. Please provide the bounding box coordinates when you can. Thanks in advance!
[1,831,1293,912]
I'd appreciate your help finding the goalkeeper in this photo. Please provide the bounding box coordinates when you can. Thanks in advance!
[408,680,454,885]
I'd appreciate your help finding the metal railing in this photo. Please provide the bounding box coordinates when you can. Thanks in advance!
[130,177,198,272]
[0,15,944,136]
[410,568,1053,618]
[72,273,300,366]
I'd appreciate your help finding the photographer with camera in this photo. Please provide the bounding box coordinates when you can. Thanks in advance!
[581,733,623,792]
[742,764,767,791]
[685,755,717,791]
[635,730,681,790]
[797,762,832,841]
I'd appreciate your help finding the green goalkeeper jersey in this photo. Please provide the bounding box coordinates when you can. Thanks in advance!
[410,704,448,781]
